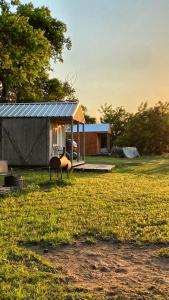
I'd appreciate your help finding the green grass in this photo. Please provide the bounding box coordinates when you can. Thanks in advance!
[156,248,169,258]
[1,155,169,299]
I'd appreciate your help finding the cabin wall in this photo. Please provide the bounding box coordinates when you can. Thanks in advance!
[73,132,111,155]
[0,118,49,166]
[0,120,2,159]
[73,132,100,155]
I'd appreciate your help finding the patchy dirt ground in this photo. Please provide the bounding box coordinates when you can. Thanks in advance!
[31,242,169,299]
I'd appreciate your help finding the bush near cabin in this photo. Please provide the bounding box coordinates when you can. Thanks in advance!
[116,101,169,154]
[100,101,169,154]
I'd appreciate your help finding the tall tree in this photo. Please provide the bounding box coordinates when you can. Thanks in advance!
[81,105,96,123]
[16,78,76,102]
[44,79,76,101]
[99,103,131,142]
[117,101,169,154]
[0,0,71,102]
[17,2,71,62]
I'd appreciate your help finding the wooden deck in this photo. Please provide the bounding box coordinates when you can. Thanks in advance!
[72,160,85,167]
[73,163,115,172]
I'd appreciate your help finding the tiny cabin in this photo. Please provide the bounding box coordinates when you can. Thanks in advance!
[73,123,111,155]
[0,102,85,166]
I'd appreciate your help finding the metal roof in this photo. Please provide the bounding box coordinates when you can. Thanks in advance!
[0,102,79,118]
[73,123,111,133]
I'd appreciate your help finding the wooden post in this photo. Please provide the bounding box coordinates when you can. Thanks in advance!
[71,118,74,164]
[1,120,4,160]
[77,122,80,161]
[83,123,85,162]
[107,133,110,154]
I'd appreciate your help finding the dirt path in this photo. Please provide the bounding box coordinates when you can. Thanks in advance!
[31,242,169,299]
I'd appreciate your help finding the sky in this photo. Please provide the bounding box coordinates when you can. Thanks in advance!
[22,0,169,118]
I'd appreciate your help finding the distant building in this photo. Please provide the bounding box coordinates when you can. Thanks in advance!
[73,123,111,155]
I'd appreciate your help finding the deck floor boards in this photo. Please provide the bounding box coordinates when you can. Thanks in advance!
[72,161,85,167]
[73,163,115,172]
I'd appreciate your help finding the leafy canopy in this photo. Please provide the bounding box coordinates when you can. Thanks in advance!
[117,101,169,154]
[81,105,96,123]
[17,2,71,62]
[16,78,76,102]
[0,0,71,102]
[99,101,169,154]
[99,103,131,141]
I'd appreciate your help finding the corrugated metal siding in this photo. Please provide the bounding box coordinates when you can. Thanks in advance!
[1,118,49,166]
[73,123,110,133]
[0,102,78,118]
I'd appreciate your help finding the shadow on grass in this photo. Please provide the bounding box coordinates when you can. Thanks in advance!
[0,178,73,200]
[20,236,71,250]
[39,179,73,191]
[113,159,169,176]
[140,160,169,175]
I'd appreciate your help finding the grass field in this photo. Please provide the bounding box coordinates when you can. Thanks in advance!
[1,155,169,299]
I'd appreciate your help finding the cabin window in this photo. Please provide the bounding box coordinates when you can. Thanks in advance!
[52,127,58,145]
[52,125,65,148]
